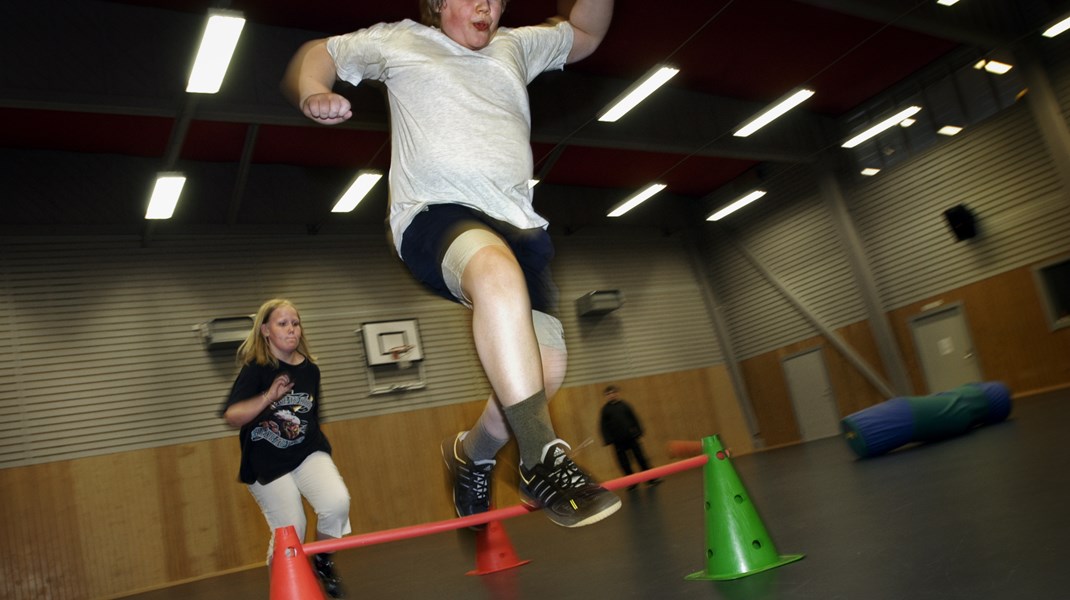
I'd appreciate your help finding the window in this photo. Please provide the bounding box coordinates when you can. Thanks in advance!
[1033,256,1070,330]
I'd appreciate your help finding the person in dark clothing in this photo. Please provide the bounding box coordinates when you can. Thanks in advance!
[599,385,660,489]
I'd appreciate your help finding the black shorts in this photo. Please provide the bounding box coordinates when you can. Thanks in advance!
[398,204,558,313]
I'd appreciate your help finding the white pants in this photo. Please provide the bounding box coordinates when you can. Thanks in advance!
[247,451,352,563]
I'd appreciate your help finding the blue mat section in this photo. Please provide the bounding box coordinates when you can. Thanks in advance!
[840,397,914,458]
[976,381,1013,424]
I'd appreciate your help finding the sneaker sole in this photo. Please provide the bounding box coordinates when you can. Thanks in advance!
[521,493,623,528]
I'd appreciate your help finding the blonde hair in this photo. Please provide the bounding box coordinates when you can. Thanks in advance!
[237,298,317,367]
[419,0,508,28]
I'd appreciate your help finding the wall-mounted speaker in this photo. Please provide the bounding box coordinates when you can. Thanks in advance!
[943,204,977,241]
[576,290,623,316]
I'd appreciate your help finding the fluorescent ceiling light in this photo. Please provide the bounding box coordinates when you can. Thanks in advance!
[145,173,186,219]
[186,10,246,94]
[598,65,679,123]
[899,117,917,127]
[841,105,922,148]
[706,190,766,221]
[1042,14,1070,37]
[733,89,815,137]
[607,183,666,217]
[974,59,1013,74]
[984,61,1013,74]
[937,0,959,6]
[860,168,881,176]
[937,125,963,136]
[332,170,382,212]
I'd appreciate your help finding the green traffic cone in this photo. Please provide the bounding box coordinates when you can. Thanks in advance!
[686,435,804,581]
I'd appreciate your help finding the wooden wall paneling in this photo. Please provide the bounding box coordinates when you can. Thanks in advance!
[322,400,486,534]
[962,266,1070,391]
[207,437,265,569]
[71,451,168,598]
[703,364,756,454]
[0,461,86,600]
[739,352,799,448]
[545,367,751,480]
[827,321,892,414]
[156,442,243,582]
[888,264,1070,397]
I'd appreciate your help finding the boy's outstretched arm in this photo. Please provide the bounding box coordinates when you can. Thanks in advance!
[559,0,614,63]
[280,38,353,125]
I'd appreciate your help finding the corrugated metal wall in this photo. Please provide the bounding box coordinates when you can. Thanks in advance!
[849,101,1067,310]
[695,53,1069,362]
[703,166,869,359]
[555,232,723,381]
[1,229,722,468]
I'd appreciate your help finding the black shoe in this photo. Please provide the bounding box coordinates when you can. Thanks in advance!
[519,439,621,528]
[312,553,346,599]
[441,432,496,522]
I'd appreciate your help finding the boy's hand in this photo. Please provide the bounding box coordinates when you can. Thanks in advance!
[302,93,353,124]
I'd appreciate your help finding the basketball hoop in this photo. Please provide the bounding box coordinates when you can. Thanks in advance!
[389,345,414,370]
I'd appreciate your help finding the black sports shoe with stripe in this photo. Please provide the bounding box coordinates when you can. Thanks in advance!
[519,439,621,528]
[441,432,496,526]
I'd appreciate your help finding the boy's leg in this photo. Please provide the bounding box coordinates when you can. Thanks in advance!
[404,207,619,527]
[463,330,567,462]
[445,335,567,521]
[457,235,620,527]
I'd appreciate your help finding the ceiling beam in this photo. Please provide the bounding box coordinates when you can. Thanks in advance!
[790,0,1013,48]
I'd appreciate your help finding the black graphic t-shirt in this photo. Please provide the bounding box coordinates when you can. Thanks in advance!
[223,359,332,485]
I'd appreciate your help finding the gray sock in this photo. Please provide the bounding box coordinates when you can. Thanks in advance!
[501,390,556,467]
[461,416,508,463]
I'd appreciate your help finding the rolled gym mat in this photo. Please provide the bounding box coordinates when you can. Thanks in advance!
[840,381,1012,458]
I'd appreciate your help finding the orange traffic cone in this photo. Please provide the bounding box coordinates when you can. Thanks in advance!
[270,525,325,600]
[467,520,531,575]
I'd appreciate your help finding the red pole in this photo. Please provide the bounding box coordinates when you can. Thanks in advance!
[276,454,712,597]
[303,454,708,556]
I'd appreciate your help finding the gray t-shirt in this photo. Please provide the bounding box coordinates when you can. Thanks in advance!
[327,20,574,253]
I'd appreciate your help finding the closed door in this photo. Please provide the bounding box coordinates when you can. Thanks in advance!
[783,347,841,441]
[910,304,983,393]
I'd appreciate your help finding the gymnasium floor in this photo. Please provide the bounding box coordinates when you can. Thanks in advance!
[121,389,1069,599]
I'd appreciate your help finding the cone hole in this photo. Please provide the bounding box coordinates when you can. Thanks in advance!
[704,501,711,510]
[734,494,744,504]
[752,540,762,550]
[716,451,727,460]
[286,547,297,558]
[706,548,715,558]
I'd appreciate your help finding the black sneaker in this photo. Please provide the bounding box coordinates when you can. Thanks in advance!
[312,553,346,599]
[519,439,622,528]
[441,432,496,522]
